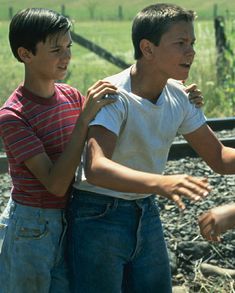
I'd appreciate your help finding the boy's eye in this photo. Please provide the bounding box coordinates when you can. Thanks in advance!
[51,48,60,53]
[179,41,184,45]
[50,44,72,53]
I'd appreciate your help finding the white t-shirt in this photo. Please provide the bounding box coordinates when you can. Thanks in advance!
[75,66,206,200]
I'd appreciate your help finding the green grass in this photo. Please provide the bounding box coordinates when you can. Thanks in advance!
[0,2,234,117]
[0,19,231,117]
[0,0,235,21]
[0,20,133,101]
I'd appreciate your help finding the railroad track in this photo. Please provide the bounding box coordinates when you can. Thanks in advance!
[168,137,235,160]
[206,116,235,131]
[168,117,235,160]
[0,117,234,172]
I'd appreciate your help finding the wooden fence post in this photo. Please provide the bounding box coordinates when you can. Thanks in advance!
[9,7,13,20]
[213,4,217,18]
[214,16,227,84]
[118,5,123,20]
[61,4,66,16]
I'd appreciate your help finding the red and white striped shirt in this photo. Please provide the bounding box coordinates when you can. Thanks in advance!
[0,83,84,208]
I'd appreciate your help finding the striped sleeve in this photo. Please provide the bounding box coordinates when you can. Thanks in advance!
[0,109,45,164]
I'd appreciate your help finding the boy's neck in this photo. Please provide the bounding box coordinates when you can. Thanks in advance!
[23,78,55,98]
[130,62,167,103]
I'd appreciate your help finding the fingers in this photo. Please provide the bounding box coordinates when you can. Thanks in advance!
[185,83,204,108]
[198,213,221,242]
[177,176,211,202]
[99,96,117,106]
[82,80,118,122]
[188,176,211,193]
[163,175,212,211]
[190,97,204,108]
[185,83,198,93]
[172,194,185,210]
[87,80,117,93]
[86,80,117,102]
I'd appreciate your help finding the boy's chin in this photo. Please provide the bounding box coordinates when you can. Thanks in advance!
[56,73,67,81]
[175,73,189,81]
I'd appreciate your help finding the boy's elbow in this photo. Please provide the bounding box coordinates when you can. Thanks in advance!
[209,162,226,175]
[86,170,98,185]
[212,166,227,175]
[85,167,101,186]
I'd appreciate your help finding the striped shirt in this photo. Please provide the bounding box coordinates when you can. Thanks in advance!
[0,83,84,208]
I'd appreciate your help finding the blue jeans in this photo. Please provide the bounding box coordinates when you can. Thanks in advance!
[67,189,172,293]
[0,199,70,293]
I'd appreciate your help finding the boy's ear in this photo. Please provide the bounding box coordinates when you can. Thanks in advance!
[139,39,155,59]
[17,47,33,63]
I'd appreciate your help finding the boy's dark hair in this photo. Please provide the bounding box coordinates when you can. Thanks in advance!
[9,8,71,62]
[132,3,196,60]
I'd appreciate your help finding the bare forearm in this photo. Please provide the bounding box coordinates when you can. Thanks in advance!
[219,147,235,174]
[185,126,235,175]
[220,204,235,229]
[47,115,89,195]
[207,146,235,175]
[86,157,211,210]
[86,157,162,194]
[85,126,211,209]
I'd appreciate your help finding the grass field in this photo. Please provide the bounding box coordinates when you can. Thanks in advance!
[0,1,234,117]
[0,0,235,21]
[0,19,221,116]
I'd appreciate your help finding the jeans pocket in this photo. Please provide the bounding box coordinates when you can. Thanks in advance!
[0,223,8,254]
[74,200,112,221]
[149,198,160,217]
[15,218,48,240]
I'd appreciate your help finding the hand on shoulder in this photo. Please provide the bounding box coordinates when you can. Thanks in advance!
[184,83,204,108]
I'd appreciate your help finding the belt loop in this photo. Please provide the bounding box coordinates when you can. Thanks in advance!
[8,199,16,218]
[149,194,155,204]
[73,187,79,198]
[113,198,119,209]
[150,195,155,207]
[38,208,45,224]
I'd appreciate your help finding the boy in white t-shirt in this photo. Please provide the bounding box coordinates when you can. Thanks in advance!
[67,3,235,292]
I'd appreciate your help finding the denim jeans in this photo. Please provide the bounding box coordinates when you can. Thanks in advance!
[67,189,172,293]
[0,199,70,293]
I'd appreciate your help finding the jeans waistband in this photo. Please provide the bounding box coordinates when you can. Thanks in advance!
[8,199,65,219]
[72,188,156,206]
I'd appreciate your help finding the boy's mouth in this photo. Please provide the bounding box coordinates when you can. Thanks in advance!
[180,62,191,68]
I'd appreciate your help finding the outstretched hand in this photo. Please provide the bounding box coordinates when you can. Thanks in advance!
[81,80,117,123]
[158,174,211,210]
[185,83,204,108]
[198,204,235,242]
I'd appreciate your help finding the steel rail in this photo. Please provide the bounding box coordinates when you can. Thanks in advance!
[168,137,235,160]
[206,117,235,131]
[0,154,8,174]
[0,118,234,173]
[1,138,235,172]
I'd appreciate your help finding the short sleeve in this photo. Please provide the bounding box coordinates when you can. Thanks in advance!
[0,109,45,164]
[89,94,127,136]
[177,102,206,135]
[167,80,206,135]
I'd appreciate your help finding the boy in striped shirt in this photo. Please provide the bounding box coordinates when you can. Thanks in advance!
[0,8,116,293]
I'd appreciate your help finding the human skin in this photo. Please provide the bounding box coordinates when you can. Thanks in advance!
[198,203,235,241]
